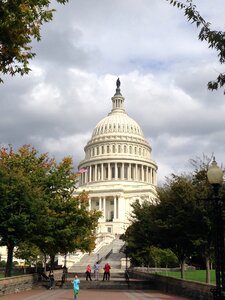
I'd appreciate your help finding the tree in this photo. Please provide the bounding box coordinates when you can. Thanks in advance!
[0,145,101,276]
[31,158,101,269]
[166,0,225,94]
[156,174,209,279]
[0,145,53,277]
[0,0,68,82]
[14,241,43,271]
[122,200,159,266]
[124,174,208,278]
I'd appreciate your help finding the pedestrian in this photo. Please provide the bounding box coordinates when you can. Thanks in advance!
[72,274,80,300]
[93,261,100,280]
[48,269,54,289]
[85,264,92,281]
[102,262,111,281]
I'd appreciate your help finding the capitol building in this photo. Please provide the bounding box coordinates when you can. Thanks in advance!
[76,79,158,240]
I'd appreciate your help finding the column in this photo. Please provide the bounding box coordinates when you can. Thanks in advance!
[103,197,106,221]
[84,170,87,184]
[117,195,123,220]
[108,163,111,180]
[95,164,97,182]
[114,196,117,219]
[153,169,156,185]
[135,164,138,181]
[101,164,104,181]
[141,165,144,181]
[89,165,92,182]
[122,163,124,180]
[128,163,131,180]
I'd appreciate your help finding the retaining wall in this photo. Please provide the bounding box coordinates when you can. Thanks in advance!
[0,274,39,297]
[129,270,214,300]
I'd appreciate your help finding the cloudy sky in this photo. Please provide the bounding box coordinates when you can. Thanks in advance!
[1,0,225,184]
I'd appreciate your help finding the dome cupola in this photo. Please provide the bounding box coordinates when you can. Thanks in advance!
[91,79,144,139]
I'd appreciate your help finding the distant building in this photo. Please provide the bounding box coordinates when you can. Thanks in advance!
[75,79,158,241]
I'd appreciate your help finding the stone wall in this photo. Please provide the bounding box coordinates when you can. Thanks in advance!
[129,270,214,300]
[0,274,39,297]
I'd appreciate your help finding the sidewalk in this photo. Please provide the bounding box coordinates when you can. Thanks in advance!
[1,287,191,300]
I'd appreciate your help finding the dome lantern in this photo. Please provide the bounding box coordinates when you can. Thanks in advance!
[111,78,125,113]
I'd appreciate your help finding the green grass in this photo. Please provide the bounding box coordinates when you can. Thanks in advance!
[156,270,216,285]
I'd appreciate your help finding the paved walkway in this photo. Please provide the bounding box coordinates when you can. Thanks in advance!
[1,287,191,300]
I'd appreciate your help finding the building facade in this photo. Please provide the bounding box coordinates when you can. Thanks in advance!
[76,79,158,238]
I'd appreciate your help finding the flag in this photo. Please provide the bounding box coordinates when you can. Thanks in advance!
[78,167,88,174]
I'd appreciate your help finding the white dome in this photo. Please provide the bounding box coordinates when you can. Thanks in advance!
[92,111,144,138]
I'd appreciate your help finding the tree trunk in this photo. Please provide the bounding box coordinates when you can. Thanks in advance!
[180,260,185,279]
[205,255,211,284]
[43,254,47,273]
[50,254,55,270]
[5,243,14,277]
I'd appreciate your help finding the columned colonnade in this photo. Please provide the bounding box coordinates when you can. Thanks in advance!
[79,161,157,186]
[89,195,120,221]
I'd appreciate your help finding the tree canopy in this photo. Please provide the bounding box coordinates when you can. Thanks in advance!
[166,0,225,94]
[0,144,101,276]
[122,161,224,282]
[0,0,68,82]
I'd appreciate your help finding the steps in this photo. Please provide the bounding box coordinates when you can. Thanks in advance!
[69,238,125,273]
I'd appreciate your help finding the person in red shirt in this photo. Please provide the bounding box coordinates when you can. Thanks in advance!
[102,263,111,281]
[85,264,92,281]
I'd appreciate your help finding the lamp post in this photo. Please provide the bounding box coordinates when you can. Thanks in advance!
[207,157,225,299]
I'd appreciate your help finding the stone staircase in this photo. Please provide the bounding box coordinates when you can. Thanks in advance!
[45,237,152,290]
[69,238,125,274]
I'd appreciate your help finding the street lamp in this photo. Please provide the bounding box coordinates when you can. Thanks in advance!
[207,157,225,299]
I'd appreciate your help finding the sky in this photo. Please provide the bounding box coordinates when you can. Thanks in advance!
[1,0,225,184]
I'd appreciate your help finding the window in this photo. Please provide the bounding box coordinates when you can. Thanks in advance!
[118,165,121,178]
[124,164,128,179]
[110,211,114,219]
[111,166,115,179]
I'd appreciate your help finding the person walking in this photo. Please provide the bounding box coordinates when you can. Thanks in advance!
[85,264,92,281]
[102,262,111,281]
[93,261,100,280]
[48,269,54,289]
[72,274,80,300]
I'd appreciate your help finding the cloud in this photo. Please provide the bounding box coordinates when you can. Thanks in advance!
[1,0,225,184]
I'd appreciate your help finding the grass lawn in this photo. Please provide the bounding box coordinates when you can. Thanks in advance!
[156,270,216,285]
